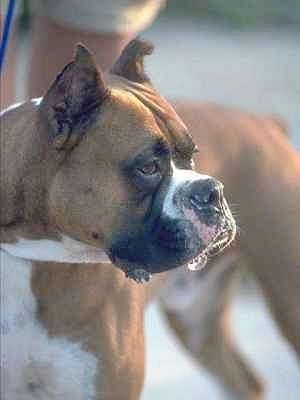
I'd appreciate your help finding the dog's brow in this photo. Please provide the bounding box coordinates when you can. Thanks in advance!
[120,139,169,172]
[135,139,170,161]
[153,138,170,157]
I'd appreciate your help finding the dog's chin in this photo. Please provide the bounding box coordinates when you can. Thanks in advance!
[109,253,170,284]
[115,261,153,283]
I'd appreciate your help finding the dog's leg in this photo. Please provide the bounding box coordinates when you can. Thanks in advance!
[160,251,264,400]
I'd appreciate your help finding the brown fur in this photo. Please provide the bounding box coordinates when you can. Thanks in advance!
[179,101,300,353]
[0,40,197,400]
[2,40,299,399]
[32,262,148,400]
[29,103,299,400]
[160,102,300,399]
[0,42,195,254]
[161,250,265,400]
[0,90,164,246]
[0,102,64,240]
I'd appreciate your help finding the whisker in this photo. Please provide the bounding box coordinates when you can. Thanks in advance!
[235,225,242,236]
[228,203,241,215]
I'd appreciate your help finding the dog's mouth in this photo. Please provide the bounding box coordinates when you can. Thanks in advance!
[186,221,235,272]
[182,201,236,272]
[109,200,236,283]
[112,220,235,284]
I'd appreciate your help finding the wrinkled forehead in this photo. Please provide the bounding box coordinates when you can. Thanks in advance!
[81,87,166,164]
[107,74,196,158]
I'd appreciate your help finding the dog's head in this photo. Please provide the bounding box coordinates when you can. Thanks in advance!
[38,40,236,282]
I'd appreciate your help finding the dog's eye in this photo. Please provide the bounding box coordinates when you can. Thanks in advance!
[138,161,159,175]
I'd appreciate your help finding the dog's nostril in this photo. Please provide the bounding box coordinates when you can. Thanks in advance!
[190,179,222,208]
[206,187,220,205]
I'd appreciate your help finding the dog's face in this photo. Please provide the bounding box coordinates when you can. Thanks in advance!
[41,41,235,282]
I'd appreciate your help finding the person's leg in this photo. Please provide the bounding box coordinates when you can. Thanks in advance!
[0,20,19,108]
[27,0,165,98]
[27,17,133,98]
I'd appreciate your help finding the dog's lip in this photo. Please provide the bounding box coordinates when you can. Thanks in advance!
[110,216,236,282]
[186,220,236,272]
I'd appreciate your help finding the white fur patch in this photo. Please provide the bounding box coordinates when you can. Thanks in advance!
[0,249,98,400]
[162,162,212,219]
[1,235,111,264]
[31,97,43,106]
[0,102,23,117]
[0,98,42,119]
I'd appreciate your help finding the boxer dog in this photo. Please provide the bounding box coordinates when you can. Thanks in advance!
[159,104,300,399]
[0,40,235,400]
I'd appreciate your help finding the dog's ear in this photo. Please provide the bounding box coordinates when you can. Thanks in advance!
[111,38,153,83]
[40,44,108,150]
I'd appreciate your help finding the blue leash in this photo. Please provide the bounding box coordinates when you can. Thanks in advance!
[0,0,17,71]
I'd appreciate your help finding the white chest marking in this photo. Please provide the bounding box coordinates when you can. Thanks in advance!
[31,97,43,106]
[0,102,23,116]
[1,250,98,400]
[1,235,111,264]
[0,98,42,118]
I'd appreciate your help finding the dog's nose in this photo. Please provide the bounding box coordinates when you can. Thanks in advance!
[189,178,223,209]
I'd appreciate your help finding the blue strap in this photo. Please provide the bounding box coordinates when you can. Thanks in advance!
[0,0,17,72]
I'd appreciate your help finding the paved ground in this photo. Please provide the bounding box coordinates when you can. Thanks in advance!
[141,17,300,400]
[143,286,300,400]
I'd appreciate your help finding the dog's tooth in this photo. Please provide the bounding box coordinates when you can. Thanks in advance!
[187,257,197,271]
[187,253,208,271]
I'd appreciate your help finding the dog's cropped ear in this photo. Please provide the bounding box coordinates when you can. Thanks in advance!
[40,44,108,150]
[111,38,153,83]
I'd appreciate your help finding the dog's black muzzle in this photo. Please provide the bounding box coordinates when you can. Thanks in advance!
[108,175,235,283]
